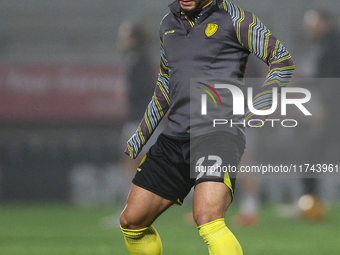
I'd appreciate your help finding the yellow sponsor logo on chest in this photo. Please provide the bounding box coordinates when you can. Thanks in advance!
[165,30,175,35]
[205,23,218,37]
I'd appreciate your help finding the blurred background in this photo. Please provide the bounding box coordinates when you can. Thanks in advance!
[0,1,339,254]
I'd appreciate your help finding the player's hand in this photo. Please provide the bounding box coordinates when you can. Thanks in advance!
[124,133,144,159]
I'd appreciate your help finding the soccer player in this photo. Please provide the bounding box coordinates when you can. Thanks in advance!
[120,0,295,254]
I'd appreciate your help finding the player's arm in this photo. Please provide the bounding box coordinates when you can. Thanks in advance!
[124,37,170,159]
[227,2,295,124]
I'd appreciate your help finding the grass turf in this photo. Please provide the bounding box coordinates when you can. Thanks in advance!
[0,203,339,255]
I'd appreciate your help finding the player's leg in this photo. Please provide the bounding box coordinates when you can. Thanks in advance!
[120,183,174,255]
[191,131,245,255]
[120,133,192,255]
[193,181,232,226]
[193,181,243,255]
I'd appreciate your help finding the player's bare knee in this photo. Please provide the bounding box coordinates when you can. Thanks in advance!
[194,214,209,227]
[194,211,222,227]
[120,210,139,229]
[119,211,130,229]
[119,209,150,229]
[120,215,141,229]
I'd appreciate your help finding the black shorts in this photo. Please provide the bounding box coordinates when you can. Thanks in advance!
[132,131,245,204]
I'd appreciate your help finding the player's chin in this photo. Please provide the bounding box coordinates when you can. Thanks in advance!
[179,1,196,11]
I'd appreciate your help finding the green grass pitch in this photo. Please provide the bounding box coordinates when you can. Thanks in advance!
[0,203,339,255]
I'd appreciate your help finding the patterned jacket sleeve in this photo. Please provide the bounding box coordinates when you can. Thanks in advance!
[225,1,295,125]
[124,37,170,159]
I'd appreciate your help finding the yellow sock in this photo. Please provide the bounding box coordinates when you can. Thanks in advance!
[198,218,243,255]
[120,225,162,255]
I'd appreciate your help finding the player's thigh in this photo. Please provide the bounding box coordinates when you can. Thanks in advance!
[120,183,174,229]
[193,181,232,226]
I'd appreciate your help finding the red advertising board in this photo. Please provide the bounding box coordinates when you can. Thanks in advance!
[0,64,127,122]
